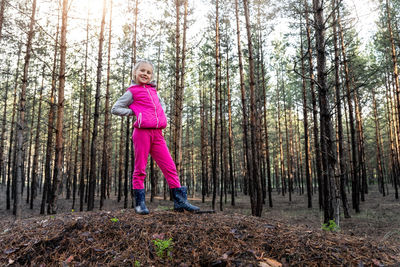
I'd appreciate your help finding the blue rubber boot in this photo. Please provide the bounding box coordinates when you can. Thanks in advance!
[134,189,149,215]
[171,186,200,212]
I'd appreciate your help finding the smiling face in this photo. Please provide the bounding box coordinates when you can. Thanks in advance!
[134,62,153,85]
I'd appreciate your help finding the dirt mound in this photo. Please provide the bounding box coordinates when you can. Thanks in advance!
[0,210,399,266]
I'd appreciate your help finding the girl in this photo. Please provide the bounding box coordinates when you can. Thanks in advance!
[111,60,199,215]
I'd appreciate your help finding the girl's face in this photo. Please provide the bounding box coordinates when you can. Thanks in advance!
[135,63,153,85]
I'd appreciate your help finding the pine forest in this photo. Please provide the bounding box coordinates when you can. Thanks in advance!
[0,0,399,265]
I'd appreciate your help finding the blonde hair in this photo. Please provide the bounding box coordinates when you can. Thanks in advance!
[133,60,154,83]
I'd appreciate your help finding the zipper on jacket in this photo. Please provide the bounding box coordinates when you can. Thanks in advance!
[145,85,159,128]
[138,112,142,128]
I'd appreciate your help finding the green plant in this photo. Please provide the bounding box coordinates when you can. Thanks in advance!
[322,220,340,232]
[152,238,173,259]
[110,217,119,223]
[134,260,140,267]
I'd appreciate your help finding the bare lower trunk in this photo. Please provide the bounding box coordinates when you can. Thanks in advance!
[338,9,359,212]
[332,0,350,218]
[0,62,10,186]
[235,0,251,198]
[49,0,68,214]
[30,66,45,209]
[386,0,400,199]
[100,0,113,210]
[88,0,107,211]
[313,0,336,223]
[299,16,312,208]
[15,0,37,219]
[243,0,262,216]
[305,0,323,209]
[212,0,220,210]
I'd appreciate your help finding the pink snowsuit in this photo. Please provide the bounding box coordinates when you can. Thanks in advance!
[112,84,181,190]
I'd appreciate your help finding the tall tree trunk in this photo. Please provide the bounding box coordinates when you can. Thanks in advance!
[385,74,398,196]
[276,73,285,196]
[332,0,350,218]
[283,86,292,202]
[200,83,207,203]
[305,0,323,209]
[313,0,336,223]
[372,88,385,196]
[88,0,107,211]
[337,9,360,212]
[41,20,59,215]
[79,4,90,212]
[15,0,37,219]
[260,40,272,208]
[48,0,68,214]
[235,0,251,198]
[72,80,82,210]
[299,16,312,208]
[30,65,45,209]
[353,86,367,200]
[26,72,39,203]
[243,0,263,216]
[180,0,188,179]
[225,39,235,206]
[212,0,220,210]
[0,0,6,41]
[0,61,10,186]
[6,38,22,213]
[126,0,138,208]
[172,0,183,176]
[117,118,124,202]
[389,72,400,198]
[220,72,225,211]
[386,0,399,199]
[100,0,113,210]
[25,75,40,203]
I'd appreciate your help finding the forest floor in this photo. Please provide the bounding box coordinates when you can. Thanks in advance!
[0,185,399,266]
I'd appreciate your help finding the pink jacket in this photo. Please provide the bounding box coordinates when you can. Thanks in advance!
[127,84,167,129]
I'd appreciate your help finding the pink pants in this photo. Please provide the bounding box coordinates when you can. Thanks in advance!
[132,128,181,190]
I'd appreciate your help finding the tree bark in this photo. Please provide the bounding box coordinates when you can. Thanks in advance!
[15,0,37,219]
[225,38,235,206]
[41,20,59,215]
[313,0,336,223]
[100,0,113,210]
[48,0,68,214]
[88,0,107,211]
[25,74,39,204]
[260,39,272,208]
[372,88,385,196]
[337,9,360,212]
[353,86,367,200]
[72,79,82,210]
[276,72,285,197]
[243,0,263,216]
[332,0,350,218]
[172,0,183,176]
[0,0,6,41]
[212,0,220,210]
[0,61,10,186]
[234,0,251,198]
[79,4,90,212]
[386,0,400,199]
[299,15,312,208]
[30,65,45,209]
[283,84,292,202]
[305,0,323,208]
